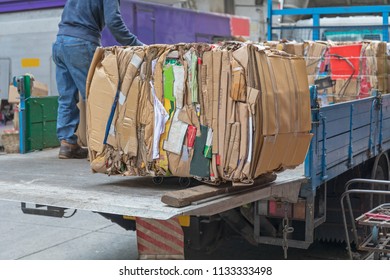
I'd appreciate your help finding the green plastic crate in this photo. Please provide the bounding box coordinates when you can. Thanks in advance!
[25,96,59,151]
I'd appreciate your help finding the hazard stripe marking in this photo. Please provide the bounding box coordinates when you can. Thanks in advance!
[136,222,183,251]
[158,219,184,236]
[136,219,183,247]
[137,232,183,255]
[137,219,183,240]
[136,218,184,257]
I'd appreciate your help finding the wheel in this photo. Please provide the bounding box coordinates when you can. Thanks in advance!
[179,177,191,188]
[372,226,379,246]
[152,176,164,185]
[370,152,390,208]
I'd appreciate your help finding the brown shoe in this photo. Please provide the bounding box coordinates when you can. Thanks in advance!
[59,140,88,159]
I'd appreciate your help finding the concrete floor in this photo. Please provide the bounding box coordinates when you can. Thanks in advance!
[0,200,138,260]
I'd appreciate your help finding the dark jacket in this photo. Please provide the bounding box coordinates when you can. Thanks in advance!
[57,0,143,46]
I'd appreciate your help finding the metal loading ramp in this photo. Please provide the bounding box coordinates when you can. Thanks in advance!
[0,149,305,220]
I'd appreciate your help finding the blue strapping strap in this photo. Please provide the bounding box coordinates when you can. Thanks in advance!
[103,82,121,145]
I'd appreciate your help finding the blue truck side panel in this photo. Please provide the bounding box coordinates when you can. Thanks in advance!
[306,93,390,191]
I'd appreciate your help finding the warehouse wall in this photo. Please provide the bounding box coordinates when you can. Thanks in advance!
[0,9,62,97]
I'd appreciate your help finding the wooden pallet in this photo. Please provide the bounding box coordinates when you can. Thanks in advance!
[161,173,277,208]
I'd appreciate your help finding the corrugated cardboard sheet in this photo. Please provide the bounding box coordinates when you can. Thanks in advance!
[86,43,312,186]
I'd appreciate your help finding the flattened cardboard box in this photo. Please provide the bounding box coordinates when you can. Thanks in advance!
[87,48,119,154]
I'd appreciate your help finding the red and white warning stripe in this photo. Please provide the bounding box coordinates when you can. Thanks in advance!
[136,217,184,260]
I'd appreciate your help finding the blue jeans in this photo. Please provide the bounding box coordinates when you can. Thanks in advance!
[52,35,98,144]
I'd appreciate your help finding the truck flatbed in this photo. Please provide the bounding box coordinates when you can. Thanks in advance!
[0,149,305,220]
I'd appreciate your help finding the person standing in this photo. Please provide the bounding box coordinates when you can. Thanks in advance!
[53,0,143,159]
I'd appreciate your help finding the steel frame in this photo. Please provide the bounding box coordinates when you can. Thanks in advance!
[267,0,390,41]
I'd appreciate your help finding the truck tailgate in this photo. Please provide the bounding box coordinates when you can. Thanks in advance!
[0,149,305,219]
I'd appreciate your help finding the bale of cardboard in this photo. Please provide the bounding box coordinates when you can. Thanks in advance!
[86,43,312,186]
